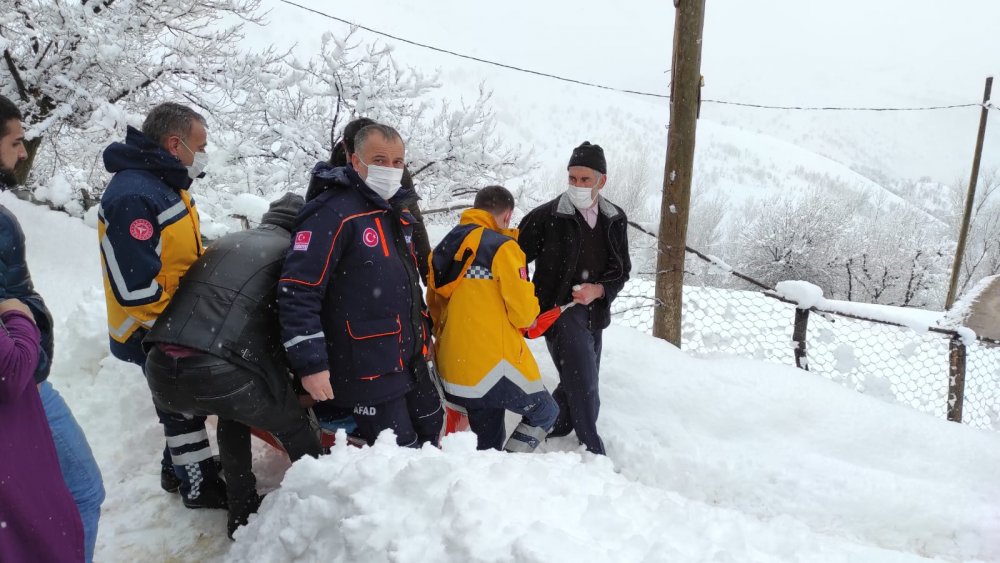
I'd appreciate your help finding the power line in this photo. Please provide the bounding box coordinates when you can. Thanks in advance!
[277,0,669,99]
[701,99,980,112]
[277,0,984,113]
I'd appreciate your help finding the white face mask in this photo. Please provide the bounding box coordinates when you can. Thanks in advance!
[359,159,404,200]
[180,140,208,180]
[567,185,597,210]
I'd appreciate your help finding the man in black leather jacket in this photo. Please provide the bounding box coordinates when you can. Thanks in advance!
[143,193,321,538]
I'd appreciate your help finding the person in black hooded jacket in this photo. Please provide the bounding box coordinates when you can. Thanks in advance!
[279,124,442,448]
[143,193,322,538]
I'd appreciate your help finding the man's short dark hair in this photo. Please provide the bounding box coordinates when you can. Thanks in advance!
[0,95,23,138]
[330,117,378,165]
[353,124,403,157]
[474,185,515,215]
[141,103,207,145]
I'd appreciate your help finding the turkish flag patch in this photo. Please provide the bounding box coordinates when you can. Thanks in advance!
[293,231,312,251]
[129,219,154,241]
[362,227,379,248]
[519,267,528,280]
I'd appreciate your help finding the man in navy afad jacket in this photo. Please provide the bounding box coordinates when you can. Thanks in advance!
[279,124,442,447]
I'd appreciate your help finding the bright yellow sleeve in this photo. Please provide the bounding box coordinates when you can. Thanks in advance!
[494,240,540,329]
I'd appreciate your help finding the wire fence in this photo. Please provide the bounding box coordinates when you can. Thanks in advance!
[613,227,1000,431]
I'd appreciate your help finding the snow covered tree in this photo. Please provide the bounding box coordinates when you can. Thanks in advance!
[0,0,271,192]
[946,169,1000,296]
[212,30,528,216]
[839,200,949,308]
[603,143,654,223]
[734,188,856,292]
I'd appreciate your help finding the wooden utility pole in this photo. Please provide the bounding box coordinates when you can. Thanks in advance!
[945,76,994,309]
[652,0,707,346]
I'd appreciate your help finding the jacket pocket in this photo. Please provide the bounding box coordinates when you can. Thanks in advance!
[346,316,403,379]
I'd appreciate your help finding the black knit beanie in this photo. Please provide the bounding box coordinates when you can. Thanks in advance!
[261,192,305,231]
[567,141,607,175]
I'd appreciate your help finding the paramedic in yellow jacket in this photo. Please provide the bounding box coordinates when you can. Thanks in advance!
[99,103,226,509]
[427,185,559,452]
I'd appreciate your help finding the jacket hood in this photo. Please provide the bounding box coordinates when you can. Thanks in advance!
[103,126,192,190]
[459,208,519,242]
[306,161,417,209]
[430,211,518,298]
[459,208,499,230]
[428,223,482,298]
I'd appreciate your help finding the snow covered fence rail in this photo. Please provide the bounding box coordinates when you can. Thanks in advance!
[616,223,1000,431]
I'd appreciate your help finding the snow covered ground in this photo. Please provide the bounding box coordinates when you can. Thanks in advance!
[9,187,1000,562]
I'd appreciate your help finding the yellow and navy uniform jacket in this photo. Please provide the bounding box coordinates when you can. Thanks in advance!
[99,126,203,364]
[427,209,544,407]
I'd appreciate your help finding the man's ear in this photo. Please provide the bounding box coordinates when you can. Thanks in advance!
[597,174,607,190]
[163,135,183,158]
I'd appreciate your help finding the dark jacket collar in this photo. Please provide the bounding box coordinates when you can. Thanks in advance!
[307,161,417,211]
[103,126,192,190]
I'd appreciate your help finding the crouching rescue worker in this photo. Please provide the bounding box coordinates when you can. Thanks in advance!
[427,186,558,452]
[143,193,322,538]
[278,124,442,448]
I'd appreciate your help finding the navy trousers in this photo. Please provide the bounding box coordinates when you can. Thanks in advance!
[351,370,443,448]
[544,304,606,455]
[465,390,559,451]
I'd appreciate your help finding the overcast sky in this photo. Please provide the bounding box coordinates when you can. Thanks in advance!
[248,1,1000,182]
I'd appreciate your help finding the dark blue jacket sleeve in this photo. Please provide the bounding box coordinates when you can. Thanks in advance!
[0,206,54,382]
[99,194,165,310]
[278,203,347,378]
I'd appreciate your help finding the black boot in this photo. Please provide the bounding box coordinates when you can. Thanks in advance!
[182,476,228,510]
[227,493,265,539]
[160,464,181,493]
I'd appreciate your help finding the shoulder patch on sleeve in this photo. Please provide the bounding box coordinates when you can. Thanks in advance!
[293,231,312,251]
[519,267,528,280]
[129,219,154,241]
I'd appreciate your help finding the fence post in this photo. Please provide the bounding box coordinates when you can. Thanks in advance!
[947,336,967,423]
[793,308,810,370]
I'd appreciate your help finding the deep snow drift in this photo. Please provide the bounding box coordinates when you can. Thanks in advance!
[8,190,1000,562]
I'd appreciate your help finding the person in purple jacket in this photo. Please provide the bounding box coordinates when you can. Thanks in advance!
[0,298,84,562]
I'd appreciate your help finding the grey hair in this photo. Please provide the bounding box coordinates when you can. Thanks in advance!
[141,103,207,145]
[353,124,404,157]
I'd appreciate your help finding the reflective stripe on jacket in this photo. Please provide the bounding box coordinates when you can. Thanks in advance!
[99,127,202,362]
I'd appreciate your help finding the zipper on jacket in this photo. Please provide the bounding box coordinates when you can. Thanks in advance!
[180,191,204,256]
[386,209,427,364]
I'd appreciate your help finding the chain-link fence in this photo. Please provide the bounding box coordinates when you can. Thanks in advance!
[613,226,1000,431]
